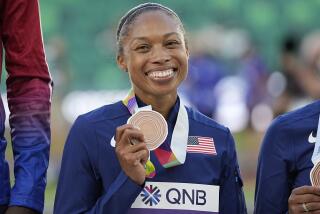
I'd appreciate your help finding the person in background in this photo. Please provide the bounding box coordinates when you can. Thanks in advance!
[0,0,52,213]
[255,100,320,213]
[273,33,320,116]
[54,3,246,213]
[181,52,225,118]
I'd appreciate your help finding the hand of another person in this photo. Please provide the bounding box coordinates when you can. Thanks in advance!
[5,206,39,214]
[288,186,320,213]
[115,124,149,185]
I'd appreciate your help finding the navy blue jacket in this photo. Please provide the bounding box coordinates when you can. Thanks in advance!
[255,100,320,213]
[54,99,246,214]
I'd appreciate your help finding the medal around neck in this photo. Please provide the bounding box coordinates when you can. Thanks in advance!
[310,160,320,186]
[127,109,168,151]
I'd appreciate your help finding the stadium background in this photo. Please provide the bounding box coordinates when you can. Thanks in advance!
[3,0,320,213]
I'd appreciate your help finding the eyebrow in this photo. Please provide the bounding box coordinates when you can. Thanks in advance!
[131,32,181,42]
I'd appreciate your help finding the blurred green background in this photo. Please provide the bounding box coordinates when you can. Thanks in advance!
[4,0,320,213]
[40,0,320,91]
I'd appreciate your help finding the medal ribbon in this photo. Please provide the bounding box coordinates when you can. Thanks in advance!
[311,115,320,164]
[122,89,189,178]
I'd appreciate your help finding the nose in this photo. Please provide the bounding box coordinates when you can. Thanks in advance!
[150,45,171,64]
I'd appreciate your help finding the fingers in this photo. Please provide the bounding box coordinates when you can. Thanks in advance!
[115,124,149,166]
[115,124,133,142]
[306,202,320,212]
[288,203,304,213]
[115,124,145,149]
[127,142,148,153]
[289,186,320,213]
[133,149,149,166]
[114,124,149,185]
[288,202,320,213]
[291,194,320,204]
[117,145,148,166]
[289,186,320,206]
[137,148,149,166]
[289,193,320,209]
[125,143,149,166]
[116,143,148,161]
[292,186,320,196]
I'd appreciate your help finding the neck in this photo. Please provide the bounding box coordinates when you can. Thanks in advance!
[151,96,176,120]
[134,90,177,120]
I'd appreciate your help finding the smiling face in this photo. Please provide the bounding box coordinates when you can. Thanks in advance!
[117,10,189,102]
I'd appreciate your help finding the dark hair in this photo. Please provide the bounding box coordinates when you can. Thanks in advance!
[282,33,301,54]
[116,2,187,55]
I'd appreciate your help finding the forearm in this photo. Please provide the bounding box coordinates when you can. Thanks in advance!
[7,50,51,214]
[2,0,52,212]
[8,101,50,212]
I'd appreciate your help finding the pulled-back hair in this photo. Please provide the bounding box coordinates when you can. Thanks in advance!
[116,2,187,55]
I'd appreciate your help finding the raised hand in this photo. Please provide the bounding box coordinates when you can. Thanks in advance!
[115,124,149,185]
[289,186,320,213]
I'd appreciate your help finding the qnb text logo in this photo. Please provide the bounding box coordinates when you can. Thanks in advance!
[140,185,161,206]
[131,182,219,212]
[166,188,206,205]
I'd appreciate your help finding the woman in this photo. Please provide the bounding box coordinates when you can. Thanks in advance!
[54,3,246,214]
[255,100,320,213]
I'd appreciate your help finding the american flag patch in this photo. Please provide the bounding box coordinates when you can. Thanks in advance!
[187,136,217,155]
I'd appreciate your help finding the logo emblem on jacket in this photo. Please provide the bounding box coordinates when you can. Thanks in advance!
[309,132,317,144]
[187,136,217,155]
[140,185,161,206]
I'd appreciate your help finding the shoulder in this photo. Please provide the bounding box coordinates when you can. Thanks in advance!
[69,101,129,140]
[67,101,129,151]
[186,106,229,134]
[261,100,320,157]
[268,100,320,134]
[186,106,233,153]
[186,107,238,165]
[76,101,129,125]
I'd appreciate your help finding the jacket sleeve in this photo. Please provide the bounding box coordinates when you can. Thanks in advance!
[1,0,52,212]
[54,116,143,214]
[219,130,247,214]
[254,118,293,214]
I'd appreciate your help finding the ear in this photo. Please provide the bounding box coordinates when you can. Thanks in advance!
[117,54,128,72]
[186,46,190,58]
[185,42,190,58]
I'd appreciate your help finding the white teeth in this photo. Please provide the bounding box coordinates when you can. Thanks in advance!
[148,69,174,79]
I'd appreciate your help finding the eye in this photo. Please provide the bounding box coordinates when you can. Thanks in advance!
[135,44,150,53]
[165,40,181,48]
